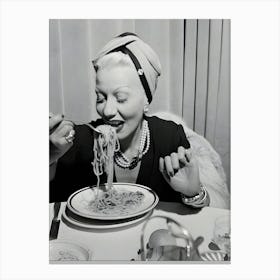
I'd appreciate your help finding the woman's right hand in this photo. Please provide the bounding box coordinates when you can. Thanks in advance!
[49,113,75,165]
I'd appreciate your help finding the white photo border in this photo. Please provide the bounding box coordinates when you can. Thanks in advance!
[0,0,279,279]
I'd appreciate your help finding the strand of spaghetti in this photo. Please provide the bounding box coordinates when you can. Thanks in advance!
[106,130,117,190]
[87,189,144,215]
[86,123,144,215]
[92,136,101,200]
[89,124,119,190]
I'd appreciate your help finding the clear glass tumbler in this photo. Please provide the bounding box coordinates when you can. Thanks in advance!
[213,214,231,260]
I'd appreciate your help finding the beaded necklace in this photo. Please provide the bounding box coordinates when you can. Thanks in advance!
[114,120,150,170]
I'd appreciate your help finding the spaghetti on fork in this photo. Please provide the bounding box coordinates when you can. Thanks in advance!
[87,124,144,215]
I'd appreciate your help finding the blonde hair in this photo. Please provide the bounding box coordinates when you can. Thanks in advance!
[93,52,134,72]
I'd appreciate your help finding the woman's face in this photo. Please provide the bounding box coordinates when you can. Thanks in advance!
[95,65,147,141]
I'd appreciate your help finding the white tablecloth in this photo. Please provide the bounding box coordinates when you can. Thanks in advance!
[49,202,230,261]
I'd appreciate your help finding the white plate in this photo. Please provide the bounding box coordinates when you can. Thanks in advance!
[67,183,159,220]
[62,205,153,230]
[49,240,91,261]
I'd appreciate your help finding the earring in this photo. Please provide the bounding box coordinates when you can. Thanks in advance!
[144,105,149,113]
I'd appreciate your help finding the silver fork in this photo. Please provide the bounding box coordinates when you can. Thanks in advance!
[84,123,102,134]
[49,115,101,135]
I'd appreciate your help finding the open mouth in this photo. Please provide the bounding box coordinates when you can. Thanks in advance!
[104,120,124,129]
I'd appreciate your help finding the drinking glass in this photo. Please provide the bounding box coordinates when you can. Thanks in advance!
[213,215,231,260]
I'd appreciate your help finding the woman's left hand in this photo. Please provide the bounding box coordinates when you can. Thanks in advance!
[159,146,200,197]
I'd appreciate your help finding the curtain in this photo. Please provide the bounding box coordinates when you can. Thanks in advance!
[49,19,230,189]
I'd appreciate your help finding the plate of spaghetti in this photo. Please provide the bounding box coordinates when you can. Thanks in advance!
[67,183,159,220]
[67,124,158,220]
[62,203,153,229]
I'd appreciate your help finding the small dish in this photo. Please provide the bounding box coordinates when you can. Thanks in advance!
[49,240,91,261]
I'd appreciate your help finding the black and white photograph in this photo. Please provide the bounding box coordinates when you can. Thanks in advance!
[49,19,231,262]
[1,0,280,279]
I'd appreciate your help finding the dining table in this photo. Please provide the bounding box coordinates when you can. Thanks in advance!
[49,201,230,262]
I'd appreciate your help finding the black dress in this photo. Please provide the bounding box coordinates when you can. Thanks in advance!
[50,116,190,202]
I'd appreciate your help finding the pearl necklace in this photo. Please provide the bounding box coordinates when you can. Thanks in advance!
[114,120,150,170]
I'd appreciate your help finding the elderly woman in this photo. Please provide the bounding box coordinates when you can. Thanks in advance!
[50,32,229,208]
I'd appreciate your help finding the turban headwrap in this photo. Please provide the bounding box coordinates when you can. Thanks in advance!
[92,32,162,103]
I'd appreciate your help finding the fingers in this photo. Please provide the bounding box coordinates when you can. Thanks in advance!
[185,148,192,163]
[159,157,171,181]
[159,154,178,177]
[65,129,75,143]
[54,120,74,136]
[164,155,174,177]
[49,114,64,131]
[178,146,188,166]
[50,122,75,146]
[171,152,179,171]
[159,146,193,178]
